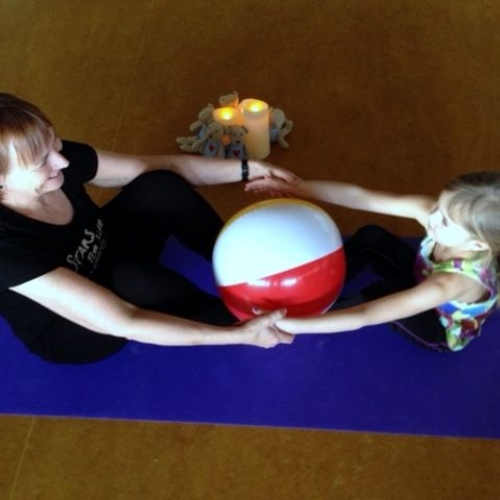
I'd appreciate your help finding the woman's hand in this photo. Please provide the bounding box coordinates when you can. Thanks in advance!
[238,309,294,348]
[249,160,300,185]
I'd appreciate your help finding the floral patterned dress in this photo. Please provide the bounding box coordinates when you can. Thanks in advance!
[414,236,498,351]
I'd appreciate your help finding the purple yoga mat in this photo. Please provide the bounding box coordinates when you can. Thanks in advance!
[0,237,499,438]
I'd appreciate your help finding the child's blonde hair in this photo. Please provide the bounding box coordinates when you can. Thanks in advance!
[0,93,53,174]
[445,171,500,260]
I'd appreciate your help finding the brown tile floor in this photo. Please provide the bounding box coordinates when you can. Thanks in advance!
[2,0,500,498]
[2,416,500,500]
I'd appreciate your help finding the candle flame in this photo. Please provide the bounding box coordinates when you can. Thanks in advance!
[221,108,235,120]
[249,102,264,112]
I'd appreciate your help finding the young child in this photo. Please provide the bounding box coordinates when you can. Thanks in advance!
[245,171,500,352]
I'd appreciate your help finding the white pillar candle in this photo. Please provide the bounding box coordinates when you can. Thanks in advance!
[239,99,270,160]
[212,106,242,127]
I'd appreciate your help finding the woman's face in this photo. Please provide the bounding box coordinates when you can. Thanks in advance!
[3,131,69,199]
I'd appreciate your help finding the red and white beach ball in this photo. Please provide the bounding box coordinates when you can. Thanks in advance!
[213,199,345,320]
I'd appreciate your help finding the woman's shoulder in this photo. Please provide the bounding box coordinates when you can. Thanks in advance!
[61,140,97,164]
[60,140,99,183]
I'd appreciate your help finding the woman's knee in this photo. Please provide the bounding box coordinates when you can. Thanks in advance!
[126,170,192,206]
[29,327,127,364]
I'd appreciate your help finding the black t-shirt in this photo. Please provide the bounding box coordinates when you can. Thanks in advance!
[0,140,108,343]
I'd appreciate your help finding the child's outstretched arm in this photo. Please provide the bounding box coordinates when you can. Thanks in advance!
[274,271,475,335]
[245,177,433,224]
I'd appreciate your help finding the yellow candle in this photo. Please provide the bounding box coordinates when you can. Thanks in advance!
[213,106,241,126]
[239,98,270,160]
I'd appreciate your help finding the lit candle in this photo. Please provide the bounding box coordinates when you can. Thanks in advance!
[213,106,241,127]
[239,98,270,160]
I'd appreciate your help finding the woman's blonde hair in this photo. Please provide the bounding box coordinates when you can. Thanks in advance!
[445,171,500,259]
[0,93,53,173]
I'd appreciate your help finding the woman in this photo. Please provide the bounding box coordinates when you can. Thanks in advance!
[0,93,296,363]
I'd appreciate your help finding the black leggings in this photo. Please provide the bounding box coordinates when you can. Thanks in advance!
[31,171,236,364]
[333,225,449,351]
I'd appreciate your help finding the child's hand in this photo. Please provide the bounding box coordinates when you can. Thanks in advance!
[245,177,298,197]
[240,309,294,348]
